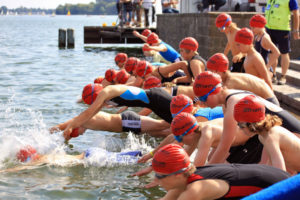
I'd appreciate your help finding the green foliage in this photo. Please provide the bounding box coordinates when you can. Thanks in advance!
[55,0,117,15]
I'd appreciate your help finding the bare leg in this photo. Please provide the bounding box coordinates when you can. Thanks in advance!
[156,61,188,77]
[280,53,289,76]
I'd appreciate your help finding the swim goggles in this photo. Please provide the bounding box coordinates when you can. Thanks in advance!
[155,163,192,179]
[174,121,198,143]
[218,18,231,31]
[172,102,191,118]
[198,83,221,102]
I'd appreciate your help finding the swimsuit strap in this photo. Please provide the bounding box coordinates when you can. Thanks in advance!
[225,91,253,107]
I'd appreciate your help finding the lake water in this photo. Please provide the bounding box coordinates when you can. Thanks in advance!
[0,15,165,199]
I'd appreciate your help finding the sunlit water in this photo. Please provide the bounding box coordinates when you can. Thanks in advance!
[0,15,165,199]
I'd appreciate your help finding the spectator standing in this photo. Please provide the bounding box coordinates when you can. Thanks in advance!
[132,0,142,27]
[161,0,179,13]
[265,0,299,85]
[141,0,153,27]
[152,0,156,25]
[122,0,133,27]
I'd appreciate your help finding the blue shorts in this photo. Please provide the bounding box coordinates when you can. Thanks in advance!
[266,28,291,54]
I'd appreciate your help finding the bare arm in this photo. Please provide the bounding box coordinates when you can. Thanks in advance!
[146,43,167,52]
[63,85,126,139]
[190,59,205,78]
[261,35,280,69]
[208,103,237,164]
[255,58,273,90]
[224,42,231,56]
[133,31,148,42]
[292,9,300,40]
[172,76,192,84]
[262,136,287,171]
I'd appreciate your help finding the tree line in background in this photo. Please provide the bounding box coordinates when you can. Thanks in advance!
[0,0,117,15]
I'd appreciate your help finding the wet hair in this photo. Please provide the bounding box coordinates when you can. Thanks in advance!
[183,164,196,177]
[247,114,282,133]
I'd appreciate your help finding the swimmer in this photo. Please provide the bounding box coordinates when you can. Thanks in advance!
[142,44,171,65]
[215,13,245,72]
[150,144,290,200]
[207,53,279,105]
[234,95,300,174]
[0,145,142,173]
[144,32,181,63]
[235,28,273,89]
[249,14,280,81]
[133,29,152,43]
[114,53,128,69]
[193,71,300,165]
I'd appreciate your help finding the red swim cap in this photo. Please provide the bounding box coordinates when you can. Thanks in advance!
[105,69,117,82]
[215,13,232,28]
[70,127,80,138]
[170,94,194,117]
[114,53,128,64]
[116,69,130,84]
[147,33,159,45]
[207,53,229,72]
[171,112,198,136]
[142,44,152,52]
[193,71,222,97]
[17,145,37,162]
[82,83,103,105]
[124,57,139,73]
[136,60,153,77]
[250,14,266,28]
[143,76,161,89]
[152,144,191,174]
[179,37,199,52]
[234,95,265,123]
[235,28,254,45]
[94,76,104,84]
[142,29,152,37]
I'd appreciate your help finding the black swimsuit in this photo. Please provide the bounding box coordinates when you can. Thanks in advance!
[188,164,290,200]
[157,67,185,83]
[187,54,206,79]
[255,34,269,65]
[225,92,300,164]
[108,87,173,123]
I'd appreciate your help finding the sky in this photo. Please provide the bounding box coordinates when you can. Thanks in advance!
[1,0,96,9]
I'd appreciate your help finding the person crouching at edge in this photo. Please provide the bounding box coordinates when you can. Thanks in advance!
[152,143,290,200]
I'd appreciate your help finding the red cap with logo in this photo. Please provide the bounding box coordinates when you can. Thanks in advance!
[250,14,266,28]
[207,53,229,72]
[215,13,232,28]
[234,95,265,123]
[142,29,152,37]
[124,57,139,73]
[105,69,117,82]
[152,144,191,174]
[143,76,161,89]
[171,112,198,136]
[193,71,222,97]
[94,76,104,84]
[147,33,159,45]
[136,60,153,77]
[179,37,199,52]
[82,83,103,105]
[17,145,38,162]
[116,69,130,84]
[114,53,128,64]
[235,28,254,45]
[170,94,194,116]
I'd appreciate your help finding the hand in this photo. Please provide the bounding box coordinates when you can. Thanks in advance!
[133,30,139,37]
[144,43,150,49]
[232,54,243,63]
[144,179,159,188]
[49,126,60,134]
[138,153,152,163]
[131,166,153,176]
[293,31,300,40]
[63,124,74,141]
